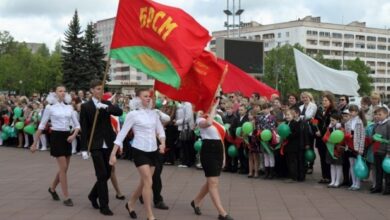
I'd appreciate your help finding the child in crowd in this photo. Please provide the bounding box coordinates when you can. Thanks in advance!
[284,107,307,182]
[323,113,344,188]
[345,104,366,191]
[247,110,260,178]
[371,107,390,194]
[223,102,239,173]
[256,103,277,179]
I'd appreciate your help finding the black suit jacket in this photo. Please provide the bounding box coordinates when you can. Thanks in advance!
[80,100,123,151]
[285,119,309,153]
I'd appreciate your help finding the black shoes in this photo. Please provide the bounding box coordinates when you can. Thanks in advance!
[154,201,169,210]
[190,200,201,215]
[88,195,100,209]
[370,188,382,194]
[116,194,125,200]
[48,188,60,201]
[125,203,137,219]
[100,207,114,216]
[218,214,234,220]
[63,198,74,207]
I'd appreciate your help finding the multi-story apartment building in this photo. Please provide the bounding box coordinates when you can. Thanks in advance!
[94,17,153,95]
[212,16,390,99]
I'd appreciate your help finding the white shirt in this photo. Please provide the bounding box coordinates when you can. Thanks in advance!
[176,102,194,131]
[114,108,166,152]
[299,102,317,120]
[38,102,80,131]
[196,117,220,140]
[92,97,108,149]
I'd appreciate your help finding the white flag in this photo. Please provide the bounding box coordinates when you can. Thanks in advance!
[293,48,360,96]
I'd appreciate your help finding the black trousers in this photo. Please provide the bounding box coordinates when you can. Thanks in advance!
[164,125,178,164]
[238,146,248,173]
[152,153,164,204]
[179,139,196,167]
[286,152,298,180]
[297,150,306,181]
[89,149,112,209]
[342,152,351,185]
[374,153,390,191]
[316,138,331,179]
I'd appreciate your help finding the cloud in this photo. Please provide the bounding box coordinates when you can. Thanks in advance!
[0,0,388,51]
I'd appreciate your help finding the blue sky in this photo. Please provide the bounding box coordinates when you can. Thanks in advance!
[1,0,389,50]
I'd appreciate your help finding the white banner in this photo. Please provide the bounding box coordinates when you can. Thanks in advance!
[293,48,360,96]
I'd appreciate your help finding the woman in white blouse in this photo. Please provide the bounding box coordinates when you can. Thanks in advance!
[190,99,234,220]
[110,88,166,220]
[30,85,80,207]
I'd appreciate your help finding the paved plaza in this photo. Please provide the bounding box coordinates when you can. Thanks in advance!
[0,147,389,220]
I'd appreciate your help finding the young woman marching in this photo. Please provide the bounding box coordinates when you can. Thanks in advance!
[190,97,234,220]
[30,85,80,206]
[110,88,165,220]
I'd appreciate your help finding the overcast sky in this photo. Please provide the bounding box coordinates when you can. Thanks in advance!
[1,0,389,50]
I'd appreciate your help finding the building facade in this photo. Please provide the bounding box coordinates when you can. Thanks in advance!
[94,17,153,95]
[212,16,390,99]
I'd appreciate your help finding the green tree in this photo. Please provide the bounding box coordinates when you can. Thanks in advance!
[62,10,85,91]
[263,44,303,98]
[82,22,106,82]
[345,58,373,96]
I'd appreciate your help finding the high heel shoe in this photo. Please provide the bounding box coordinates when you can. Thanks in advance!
[125,203,137,219]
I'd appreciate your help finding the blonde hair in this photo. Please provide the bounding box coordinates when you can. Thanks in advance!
[370,91,381,100]
[300,91,314,102]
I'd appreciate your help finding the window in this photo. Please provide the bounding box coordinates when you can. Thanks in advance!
[306,30,318,36]
[344,43,354,48]
[378,37,386,42]
[344,34,354,39]
[136,76,142,80]
[356,43,365,49]
[319,31,330,37]
[332,33,342,38]
[367,36,376,41]
[367,44,376,50]
[277,33,281,38]
[255,35,261,40]
[378,45,386,50]
[286,32,290,37]
[319,40,330,46]
[356,35,365,40]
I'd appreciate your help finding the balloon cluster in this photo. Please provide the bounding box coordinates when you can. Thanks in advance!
[1,125,17,140]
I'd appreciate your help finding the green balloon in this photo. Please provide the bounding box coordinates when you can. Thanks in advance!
[304,149,316,162]
[9,127,17,138]
[235,127,242,137]
[382,157,390,174]
[242,122,253,135]
[260,129,272,142]
[354,155,368,179]
[1,132,9,141]
[194,128,200,137]
[23,124,36,135]
[224,124,231,135]
[228,145,238,157]
[194,139,202,152]
[277,123,291,139]
[329,130,344,144]
[155,99,162,109]
[15,122,25,130]
[1,125,7,133]
[13,107,22,118]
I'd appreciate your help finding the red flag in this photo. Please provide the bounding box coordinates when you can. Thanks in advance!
[110,0,210,88]
[155,51,226,112]
[219,59,279,99]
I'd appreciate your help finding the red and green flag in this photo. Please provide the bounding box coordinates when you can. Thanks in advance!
[155,51,226,112]
[110,0,211,88]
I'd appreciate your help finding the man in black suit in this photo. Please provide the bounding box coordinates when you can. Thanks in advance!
[80,80,123,216]
[230,104,249,174]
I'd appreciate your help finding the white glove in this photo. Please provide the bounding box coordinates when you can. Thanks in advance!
[81,151,89,160]
[96,103,108,109]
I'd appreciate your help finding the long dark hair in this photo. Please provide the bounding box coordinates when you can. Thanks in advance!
[322,92,336,112]
[348,104,367,127]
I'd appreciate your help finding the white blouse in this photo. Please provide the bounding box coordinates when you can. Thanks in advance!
[196,117,220,140]
[114,108,166,152]
[38,102,80,131]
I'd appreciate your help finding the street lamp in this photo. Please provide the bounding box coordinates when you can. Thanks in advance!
[224,0,244,38]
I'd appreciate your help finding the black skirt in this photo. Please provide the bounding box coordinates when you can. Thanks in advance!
[50,131,72,157]
[200,140,224,177]
[132,147,159,167]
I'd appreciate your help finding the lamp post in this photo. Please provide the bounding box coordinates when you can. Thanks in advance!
[224,0,244,38]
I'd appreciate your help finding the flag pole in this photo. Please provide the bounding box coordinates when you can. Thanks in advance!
[87,58,111,153]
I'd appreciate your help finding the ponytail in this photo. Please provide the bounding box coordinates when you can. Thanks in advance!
[359,109,367,127]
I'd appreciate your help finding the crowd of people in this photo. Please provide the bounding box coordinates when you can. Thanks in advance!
[1,84,390,219]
